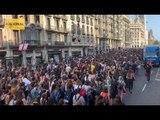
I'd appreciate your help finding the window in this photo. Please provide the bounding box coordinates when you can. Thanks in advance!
[13,30,19,45]
[87,26,89,35]
[77,23,81,35]
[57,34,60,41]
[82,25,85,34]
[76,15,80,22]
[90,18,93,25]
[47,33,52,41]
[24,15,29,25]
[71,22,75,34]
[47,17,51,29]
[82,15,85,23]
[24,15,28,21]
[86,16,89,24]
[0,29,2,46]
[91,27,93,35]
[63,21,66,31]
[34,15,40,23]
[12,15,18,18]
[56,19,59,30]
[64,34,67,42]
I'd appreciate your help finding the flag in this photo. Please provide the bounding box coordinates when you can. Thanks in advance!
[18,44,24,51]
[23,43,28,51]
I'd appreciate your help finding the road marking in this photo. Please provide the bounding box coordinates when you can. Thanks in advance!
[142,84,147,92]
[155,68,160,81]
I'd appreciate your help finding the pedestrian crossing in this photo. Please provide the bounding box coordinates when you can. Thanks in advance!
[155,68,160,81]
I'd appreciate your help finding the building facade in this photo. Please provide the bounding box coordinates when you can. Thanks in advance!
[122,15,132,48]
[130,16,145,48]
[148,29,155,45]
[1,14,144,67]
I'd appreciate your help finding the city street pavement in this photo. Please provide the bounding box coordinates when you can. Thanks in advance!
[123,66,160,105]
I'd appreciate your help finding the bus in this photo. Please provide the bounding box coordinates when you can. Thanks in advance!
[144,45,160,66]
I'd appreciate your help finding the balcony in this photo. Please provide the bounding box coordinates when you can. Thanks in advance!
[9,40,19,47]
[61,15,68,20]
[24,40,40,46]
[54,41,65,46]
[0,18,5,27]
[86,20,89,25]
[53,15,61,19]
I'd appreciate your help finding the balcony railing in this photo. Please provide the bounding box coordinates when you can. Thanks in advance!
[46,25,69,34]
[24,40,40,46]
[9,40,19,47]
[54,41,65,45]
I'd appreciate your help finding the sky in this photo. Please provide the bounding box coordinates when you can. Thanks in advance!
[129,15,160,40]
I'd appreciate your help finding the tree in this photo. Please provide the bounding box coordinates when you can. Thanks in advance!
[153,40,160,45]
[148,39,155,45]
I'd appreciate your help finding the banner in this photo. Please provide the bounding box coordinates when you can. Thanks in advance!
[5,18,25,30]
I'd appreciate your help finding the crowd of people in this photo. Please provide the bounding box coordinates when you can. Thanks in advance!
[0,48,143,106]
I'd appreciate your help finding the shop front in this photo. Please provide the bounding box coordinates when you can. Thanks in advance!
[88,47,96,56]
[48,49,62,63]
[72,51,81,58]
[13,50,22,66]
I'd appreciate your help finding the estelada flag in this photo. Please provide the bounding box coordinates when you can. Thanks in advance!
[18,44,24,51]
[23,43,28,51]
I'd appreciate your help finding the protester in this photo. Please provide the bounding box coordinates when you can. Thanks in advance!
[144,61,152,82]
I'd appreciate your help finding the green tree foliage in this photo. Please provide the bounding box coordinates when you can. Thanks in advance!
[153,40,160,45]
[148,39,155,45]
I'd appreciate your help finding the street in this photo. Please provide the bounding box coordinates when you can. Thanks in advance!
[124,66,160,105]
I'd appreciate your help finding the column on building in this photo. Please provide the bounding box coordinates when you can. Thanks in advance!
[42,47,48,62]
[32,50,36,66]
[22,51,27,67]
[69,47,72,57]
